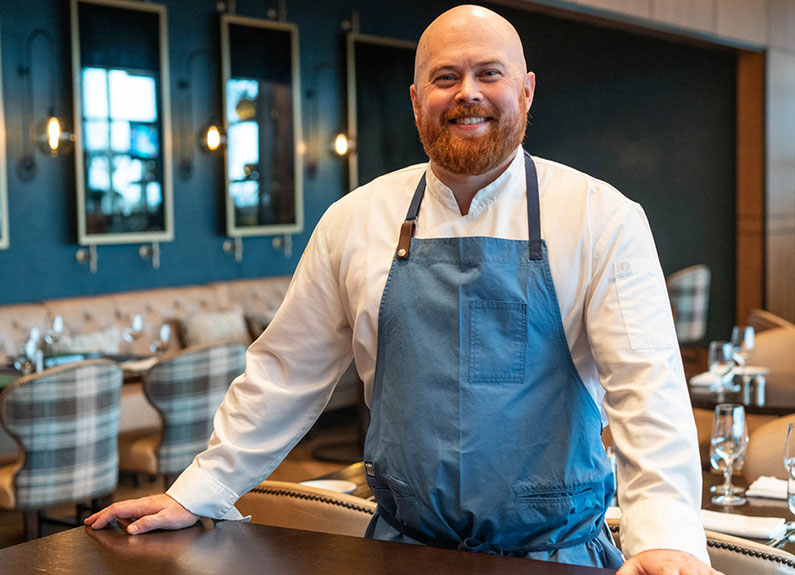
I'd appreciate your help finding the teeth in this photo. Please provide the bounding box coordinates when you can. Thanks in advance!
[454,117,487,125]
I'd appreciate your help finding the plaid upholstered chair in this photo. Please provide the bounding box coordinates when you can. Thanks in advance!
[0,359,123,540]
[666,264,711,345]
[118,342,246,488]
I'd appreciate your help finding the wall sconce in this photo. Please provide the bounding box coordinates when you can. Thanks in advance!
[333,133,355,156]
[178,48,223,180]
[17,28,74,181]
[200,122,227,152]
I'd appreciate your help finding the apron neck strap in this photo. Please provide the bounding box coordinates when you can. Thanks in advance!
[396,151,542,260]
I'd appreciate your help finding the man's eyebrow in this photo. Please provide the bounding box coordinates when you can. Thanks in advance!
[426,60,506,79]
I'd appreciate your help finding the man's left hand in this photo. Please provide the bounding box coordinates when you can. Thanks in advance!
[617,549,723,575]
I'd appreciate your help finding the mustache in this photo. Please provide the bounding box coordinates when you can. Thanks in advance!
[440,104,500,124]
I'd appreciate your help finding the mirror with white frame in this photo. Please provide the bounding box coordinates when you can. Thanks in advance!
[70,0,173,245]
[0,32,8,250]
[221,14,303,237]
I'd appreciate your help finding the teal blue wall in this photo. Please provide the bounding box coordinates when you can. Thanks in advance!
[0,1,736,342]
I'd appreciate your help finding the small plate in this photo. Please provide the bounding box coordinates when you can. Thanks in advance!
[299,479,357,494]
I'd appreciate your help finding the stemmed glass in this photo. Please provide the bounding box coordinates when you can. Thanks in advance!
[150,323,171,354]
[43,315,64,349]
[708,340,734,391]
[711,403,748,506]
[785,424,795,517]
[123,314,145,346]
[730,325,755,374]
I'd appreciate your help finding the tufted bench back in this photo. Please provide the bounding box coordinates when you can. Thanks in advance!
[0,277,292,358]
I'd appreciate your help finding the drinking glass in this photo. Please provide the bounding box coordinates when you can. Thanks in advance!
[710,442,746,495]
[123,314,145,344]
[787,424,795,516]
[150,323,171,354]
[708,341,734,389]
[730,325,755,373]
[43,315,64,347]
[711,403,748,505]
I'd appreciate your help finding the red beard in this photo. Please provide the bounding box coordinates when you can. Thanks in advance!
[415,94,527,175]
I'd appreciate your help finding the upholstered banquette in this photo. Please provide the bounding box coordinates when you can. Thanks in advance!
[0,276,360,464]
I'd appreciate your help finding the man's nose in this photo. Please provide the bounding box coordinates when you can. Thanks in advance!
[455,75,483,103]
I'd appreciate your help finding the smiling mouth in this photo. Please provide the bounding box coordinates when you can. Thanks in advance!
[450,117,490,125]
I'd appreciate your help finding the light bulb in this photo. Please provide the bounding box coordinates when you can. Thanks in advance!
[206,125,222,151]
[47,116,61,152]
[334,133,349,156]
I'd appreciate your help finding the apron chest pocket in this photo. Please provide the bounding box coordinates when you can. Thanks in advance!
[469,301,527,383]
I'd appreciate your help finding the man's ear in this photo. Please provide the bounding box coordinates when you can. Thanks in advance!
[410,84,419,120]
[524,72,535,112]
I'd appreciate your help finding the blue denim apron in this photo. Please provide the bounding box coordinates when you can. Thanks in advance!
[363,151,623,569]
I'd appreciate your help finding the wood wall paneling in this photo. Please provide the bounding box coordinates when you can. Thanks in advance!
[716,0,767,45]
[766,50,795,322]
[651,0,714,35]
[736,50,766,324]
[767,0,795,52]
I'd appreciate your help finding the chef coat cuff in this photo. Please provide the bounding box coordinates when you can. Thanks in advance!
[620,497,710,564]
[167,464,246,521]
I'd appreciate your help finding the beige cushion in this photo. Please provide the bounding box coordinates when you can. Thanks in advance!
[750,327,795,407]
[180,307,250,348]
[235,480,376,537]
[747,309,795,333]
[118,430,160,475]
[744,413,795,482]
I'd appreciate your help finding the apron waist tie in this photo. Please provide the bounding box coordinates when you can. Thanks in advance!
[375,504,605,555]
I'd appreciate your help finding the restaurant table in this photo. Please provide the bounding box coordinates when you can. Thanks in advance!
[689,384,795,416]
[702,470,795,553]
[0,354,156,389]
[0,519,617,575]
[322,462,795,554]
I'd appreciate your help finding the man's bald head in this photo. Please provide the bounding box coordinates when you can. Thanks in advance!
[414,5,527,86]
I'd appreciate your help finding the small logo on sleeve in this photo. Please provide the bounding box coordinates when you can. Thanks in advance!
[364,461,375,477]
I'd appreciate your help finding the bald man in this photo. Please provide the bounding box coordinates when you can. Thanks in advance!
[88,5,716,574]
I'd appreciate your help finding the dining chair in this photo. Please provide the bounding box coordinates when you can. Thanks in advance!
[0,359,123,540]
[234,480,376,537]
[606,517,795,574]
[748,327,795,408]
[117,342,246,488]
[666,264,711,345]
[744,413,795,483]
[747,309,795,333]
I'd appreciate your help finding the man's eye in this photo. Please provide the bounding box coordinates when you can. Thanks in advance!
[481,70,501,79]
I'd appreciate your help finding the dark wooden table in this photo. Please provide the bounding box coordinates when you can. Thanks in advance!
[0,519,616,575]
[702,471,795,553]
[324,463,795,554]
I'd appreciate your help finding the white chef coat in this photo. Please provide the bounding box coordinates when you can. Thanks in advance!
[168,148,708,563]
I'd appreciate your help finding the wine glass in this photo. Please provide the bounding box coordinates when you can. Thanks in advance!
[786,424,795,517]
[730,325,755,374]
[711,403,748,506]
[149,323,172,354]
[43,315,64,348]
[708,341,734,390]
[710,441,747,495]
[123,314,145,344]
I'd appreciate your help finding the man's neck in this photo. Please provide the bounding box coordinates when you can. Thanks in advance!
[429,150,518,216]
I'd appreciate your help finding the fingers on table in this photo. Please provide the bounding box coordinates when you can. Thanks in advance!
[84,496,169,530]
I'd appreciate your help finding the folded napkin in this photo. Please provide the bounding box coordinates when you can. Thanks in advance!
[746,476,788,500]
[121,356,158,373]
[689,370,733,388]
[700,509,786,539]
[609,506,787,539]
